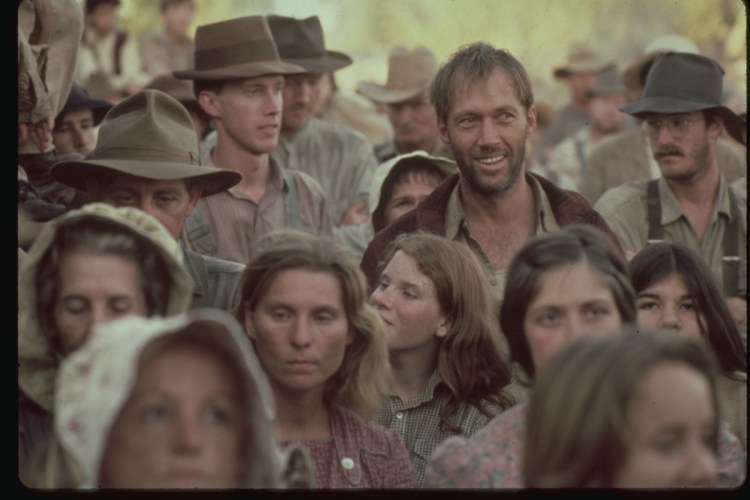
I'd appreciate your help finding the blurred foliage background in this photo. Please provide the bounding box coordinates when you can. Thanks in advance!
[107,0,745,109]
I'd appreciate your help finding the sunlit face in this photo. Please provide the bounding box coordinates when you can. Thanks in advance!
[162,2,194,38]
[589,93,628,134]
[91,175,200,238]
[524,261,622,370]
[245,269,352,399]
[202,76,284,156]
[566,71,598,103]
[387,94,440,153]
[636,273,706,342]
[99,343,244,488]
[53,109,97,155]
[382,172,441,225]
[369,250,450,357]
[439,68,535,198]
[614,362,718,488]
[54,251,147,355]
[645,111,717,183]
[282,73,322,134]
[88,4,118,35]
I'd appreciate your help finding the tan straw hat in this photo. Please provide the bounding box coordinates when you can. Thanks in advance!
[553,42,614,79]
[357,46,438,103]
[267,15,352,74]
[622,34,700,95]
[173,15,304,81]
[51,90,241,197]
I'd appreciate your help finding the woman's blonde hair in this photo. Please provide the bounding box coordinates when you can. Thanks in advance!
[523,329,721,488]
[235,230,390,417]
[377,232,513,432]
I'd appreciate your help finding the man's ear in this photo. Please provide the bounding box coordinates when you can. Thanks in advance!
[438,120,450,145]
[707,114,724,140]
[197,90,223,119]
[184,184,202,217]
[85,179,102,201]
[526,104,537,136]
[242,307,256,341]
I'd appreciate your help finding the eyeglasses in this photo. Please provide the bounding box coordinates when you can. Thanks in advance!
[642,117,700,139]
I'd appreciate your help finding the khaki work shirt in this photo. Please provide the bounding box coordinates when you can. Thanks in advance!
[595,176,747,297]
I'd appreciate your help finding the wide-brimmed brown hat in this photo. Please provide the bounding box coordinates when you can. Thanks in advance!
[145,73,208,122]
[622,35,700,96]
[51,90,241,197]
[357,46,438,104]
[553,42,614,79]
[267,15,352,74]
[173,15,304,81]
[620,52,743,133]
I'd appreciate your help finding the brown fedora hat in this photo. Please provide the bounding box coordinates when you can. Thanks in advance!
[173,15,304,81]
[357,46,438,104]
[267,15,352,74]
[553,42,614,79]
[50,90,241,197]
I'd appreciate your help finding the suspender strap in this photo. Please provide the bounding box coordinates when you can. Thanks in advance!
[283,170,300,229]
[574,137,587,173]
[183,207,217,255]
[648,179,741,297]
[722,187,741,297]
[186,250,214,309]
[646,179,663,244]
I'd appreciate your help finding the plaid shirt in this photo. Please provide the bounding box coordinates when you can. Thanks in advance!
[374,371,504,487]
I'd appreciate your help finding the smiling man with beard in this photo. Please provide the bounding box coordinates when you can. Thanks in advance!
[362,42,620,308]
[595,52,747,322]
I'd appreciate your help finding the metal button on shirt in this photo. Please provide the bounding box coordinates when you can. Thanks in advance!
[396,412,404,419]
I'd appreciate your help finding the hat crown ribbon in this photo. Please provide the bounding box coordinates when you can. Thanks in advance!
[87,146,201,166]
[195,39,280,70]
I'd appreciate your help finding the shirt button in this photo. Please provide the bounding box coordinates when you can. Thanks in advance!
[341,457,355,470]
[396,412,404,419]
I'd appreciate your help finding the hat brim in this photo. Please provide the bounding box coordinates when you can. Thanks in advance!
[50,159,242,198]
[173,60,306,80]
[357,81,425,104]
[281,50,352,74]
[619,97,724,117]
[553,61,615,79]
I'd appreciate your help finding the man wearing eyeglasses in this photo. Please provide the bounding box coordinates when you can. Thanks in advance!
[595,52,747,325]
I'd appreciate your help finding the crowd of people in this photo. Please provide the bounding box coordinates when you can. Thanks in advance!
[18,0,746,490]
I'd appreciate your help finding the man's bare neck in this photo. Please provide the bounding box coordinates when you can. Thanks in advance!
[459,174,533,225]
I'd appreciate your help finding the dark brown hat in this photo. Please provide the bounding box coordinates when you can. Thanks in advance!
[620,52,743,135]
[267,15,352,74]
[173,15,304,81]
[51,90,241,197]
[56,82,113,128]
[586,66,626,97]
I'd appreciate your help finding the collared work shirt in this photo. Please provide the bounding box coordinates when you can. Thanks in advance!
[272,117,378,225]
[374,371,504,487]
[595,175,747,297]
[184,152,333,264]
[444,174,560,305]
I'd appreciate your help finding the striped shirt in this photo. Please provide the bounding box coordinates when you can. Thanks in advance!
[183,152,333,265]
